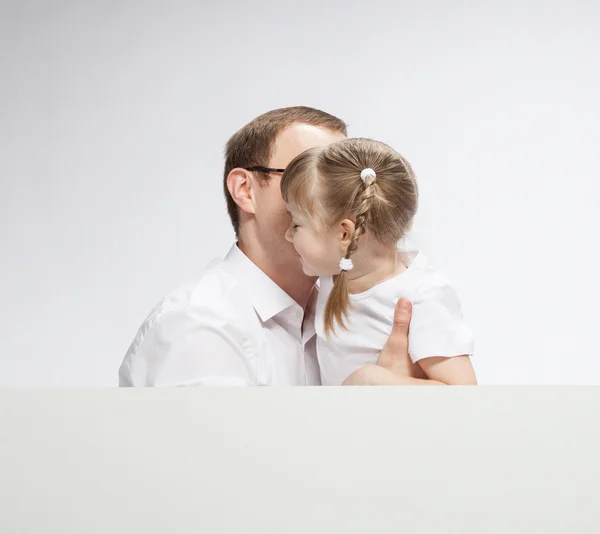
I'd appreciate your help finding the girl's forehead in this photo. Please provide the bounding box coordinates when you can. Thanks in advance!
[286,204,317,225]
[286,203,304,216]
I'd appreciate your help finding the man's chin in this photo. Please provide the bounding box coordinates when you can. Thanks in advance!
[279,255,315,279]
[300,265,318,278]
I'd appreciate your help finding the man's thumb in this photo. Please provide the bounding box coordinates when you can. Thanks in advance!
[394,298,412,329]
[377,297,413,371]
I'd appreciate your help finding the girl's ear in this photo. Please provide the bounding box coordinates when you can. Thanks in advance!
[339,219,355,254]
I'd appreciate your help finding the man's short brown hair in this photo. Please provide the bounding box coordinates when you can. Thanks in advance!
[223,106,348,236]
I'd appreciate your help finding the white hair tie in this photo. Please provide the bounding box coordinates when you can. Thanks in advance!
[360,168,376,183]
[339,258,354,271]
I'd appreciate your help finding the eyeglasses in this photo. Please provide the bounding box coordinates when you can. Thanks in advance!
[244,166,286,174]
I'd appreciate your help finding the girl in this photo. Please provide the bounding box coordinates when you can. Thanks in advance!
[280,138,476,385]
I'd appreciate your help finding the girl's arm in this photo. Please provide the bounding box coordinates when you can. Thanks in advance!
[417,355,477,385]
[343,358,477,386]
[342,298,476,386]
[343,364,445,386]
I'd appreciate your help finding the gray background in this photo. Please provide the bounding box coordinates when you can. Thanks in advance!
[1,388,599,533]
[1,0,599,386]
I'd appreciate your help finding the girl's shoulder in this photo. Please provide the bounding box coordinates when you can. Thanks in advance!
[383,250,457,304]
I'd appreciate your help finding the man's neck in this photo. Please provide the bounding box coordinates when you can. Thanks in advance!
[237,240,316,309]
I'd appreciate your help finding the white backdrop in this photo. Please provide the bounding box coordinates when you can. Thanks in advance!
[2,388,599,533]
[1,0,598,386]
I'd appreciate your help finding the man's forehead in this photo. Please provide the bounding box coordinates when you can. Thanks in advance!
[270,123,345,166]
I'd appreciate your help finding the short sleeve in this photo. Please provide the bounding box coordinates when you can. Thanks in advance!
[119,307,255,387]
[407,271,474,363]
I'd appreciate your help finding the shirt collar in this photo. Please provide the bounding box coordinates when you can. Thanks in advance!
[224,243,298,322]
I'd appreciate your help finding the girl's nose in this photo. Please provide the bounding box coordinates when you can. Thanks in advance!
[284,226,293,243]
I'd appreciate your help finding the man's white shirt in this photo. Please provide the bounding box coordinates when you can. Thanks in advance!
[119,244,320,386]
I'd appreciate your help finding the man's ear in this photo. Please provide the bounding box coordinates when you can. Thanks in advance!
[339,218,355,254]
[226,168,256,215]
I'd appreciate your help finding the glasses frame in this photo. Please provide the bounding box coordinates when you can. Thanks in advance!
[244,166,286,174]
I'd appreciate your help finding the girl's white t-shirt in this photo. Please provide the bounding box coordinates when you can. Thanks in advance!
[315,251,474,386]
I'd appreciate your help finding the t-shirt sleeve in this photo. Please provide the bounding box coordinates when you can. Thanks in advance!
[407,271,474,363]
[119,307,255,387]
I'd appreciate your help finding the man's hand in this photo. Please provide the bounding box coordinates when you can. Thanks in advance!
[376,298,426,378]
[342,298,443,386]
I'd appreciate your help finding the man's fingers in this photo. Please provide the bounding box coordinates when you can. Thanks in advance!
[387,297,411,352]
[394,298,412,329]
[377,298,412,372]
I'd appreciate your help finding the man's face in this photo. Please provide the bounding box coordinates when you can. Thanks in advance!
[252,123,345,269]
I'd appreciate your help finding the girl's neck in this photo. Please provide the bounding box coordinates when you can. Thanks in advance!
[345,247,405,295]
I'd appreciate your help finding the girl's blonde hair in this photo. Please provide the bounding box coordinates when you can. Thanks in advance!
[281,138,418,335]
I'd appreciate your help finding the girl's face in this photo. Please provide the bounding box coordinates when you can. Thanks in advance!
[284,204,344,277]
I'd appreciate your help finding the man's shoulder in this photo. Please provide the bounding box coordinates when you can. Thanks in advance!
[147,257,250,325]
[121,256,255,371]
[120,255,259,386]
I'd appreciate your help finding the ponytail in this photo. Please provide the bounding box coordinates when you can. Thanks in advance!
[323,271,351,336]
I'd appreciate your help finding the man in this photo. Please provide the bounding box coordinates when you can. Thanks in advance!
[119,107,427,386]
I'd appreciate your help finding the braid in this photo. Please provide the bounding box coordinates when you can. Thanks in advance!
[345,174,376,260]
[324,175,377,336]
